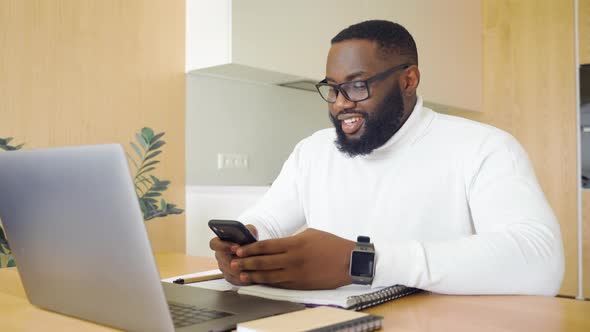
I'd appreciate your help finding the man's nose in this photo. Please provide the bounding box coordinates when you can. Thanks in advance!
[331,91,357,116]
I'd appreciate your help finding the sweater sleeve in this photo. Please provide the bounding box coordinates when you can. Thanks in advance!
[371,132,565,295]
[238,141,307,240]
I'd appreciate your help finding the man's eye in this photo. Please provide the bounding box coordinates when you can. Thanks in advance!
[352,82,365,89]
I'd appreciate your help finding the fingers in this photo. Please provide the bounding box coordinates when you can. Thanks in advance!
[236,238,289,257]
[231,253,291,271]
[209,237,237,253]
[239,269,291,285]
[214,250,253,286]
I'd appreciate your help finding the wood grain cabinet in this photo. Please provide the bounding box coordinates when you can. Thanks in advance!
[580,0,590,65]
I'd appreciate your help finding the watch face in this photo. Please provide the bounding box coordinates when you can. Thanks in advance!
[351,251,374,277]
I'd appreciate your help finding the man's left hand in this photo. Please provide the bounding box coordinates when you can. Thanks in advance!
[230,228,356,290]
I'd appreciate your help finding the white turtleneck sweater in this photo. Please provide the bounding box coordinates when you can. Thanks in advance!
[239,97,564,296]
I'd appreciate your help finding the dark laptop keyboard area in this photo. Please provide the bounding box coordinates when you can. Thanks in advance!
[168,301,233,328]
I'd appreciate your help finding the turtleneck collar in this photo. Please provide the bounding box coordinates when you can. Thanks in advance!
[360,96,435,159]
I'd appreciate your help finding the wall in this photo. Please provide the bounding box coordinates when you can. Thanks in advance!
[186,74,329,186]
[0,0,186,252]
[186,186,268,257]
[443,0,578,296]
[231,0,483,113]
[580,0,590,65]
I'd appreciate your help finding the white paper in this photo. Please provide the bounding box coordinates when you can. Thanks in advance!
[161,269,238,291]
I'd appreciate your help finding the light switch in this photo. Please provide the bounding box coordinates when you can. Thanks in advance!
[217,153,249,169]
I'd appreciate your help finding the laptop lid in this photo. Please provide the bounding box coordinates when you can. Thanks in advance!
[0,144,174,331]
[0,144,304,332]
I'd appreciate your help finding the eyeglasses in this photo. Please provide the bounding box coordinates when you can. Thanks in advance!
[315,64,410,103]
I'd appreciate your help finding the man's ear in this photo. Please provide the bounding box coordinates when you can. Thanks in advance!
[402,65,420,97]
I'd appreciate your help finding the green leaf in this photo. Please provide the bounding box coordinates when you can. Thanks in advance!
[135,133,148,150]
[136,167,156,178]
[142,127,154,143]
[167,207,184,214]
[137,176,153,191]
[0,226,10,252]
[130,142,143,161]
[139,199,148,214]
[126,152,139,171]
[151,132,165,144]
[158,180,171,186]
[7,256,15,267]
[140,160,160,170]
[14,144,24,150]
[144,192,162,198]
[148,140,166,152]
[3,137,12,144]
[145,150,162,162]
[160,199,167,211]
[138,175,153,185]
[153,184,169,191]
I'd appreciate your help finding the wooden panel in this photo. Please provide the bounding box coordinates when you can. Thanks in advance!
[0,0,185,252]
[443,0,578,296]
[580,0,590,64]
[582,191,590,298]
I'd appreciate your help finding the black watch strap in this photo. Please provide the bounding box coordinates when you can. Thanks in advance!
[357,235,370,243]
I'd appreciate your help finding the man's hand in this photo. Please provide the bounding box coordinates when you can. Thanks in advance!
[231,228,356,290]
[209,224,258,286]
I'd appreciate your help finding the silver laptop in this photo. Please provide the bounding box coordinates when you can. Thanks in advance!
[0,144,303,332]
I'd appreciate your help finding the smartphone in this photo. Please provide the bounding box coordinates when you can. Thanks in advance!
[208,219,257,245]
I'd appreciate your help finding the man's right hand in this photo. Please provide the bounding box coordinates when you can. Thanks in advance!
[209,224,258,286]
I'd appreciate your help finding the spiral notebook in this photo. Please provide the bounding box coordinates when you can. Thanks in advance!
[163,270,420,311]
[237,306,383,332]
[238,283,420,310]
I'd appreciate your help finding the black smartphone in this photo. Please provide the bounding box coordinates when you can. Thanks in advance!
[208,219,257,245]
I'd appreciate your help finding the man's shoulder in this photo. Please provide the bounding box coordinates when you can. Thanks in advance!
[429,110,513,144]
[427,109,523,156]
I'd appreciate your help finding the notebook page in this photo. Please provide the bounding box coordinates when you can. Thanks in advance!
[237,284,379,308]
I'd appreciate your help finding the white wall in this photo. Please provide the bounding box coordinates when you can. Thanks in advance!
[186,185,268,257]
[186,73,329,186]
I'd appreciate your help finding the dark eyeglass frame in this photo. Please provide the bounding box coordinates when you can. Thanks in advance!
[315,63,411,103]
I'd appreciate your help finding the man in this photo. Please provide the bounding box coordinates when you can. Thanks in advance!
[210,20,564,295]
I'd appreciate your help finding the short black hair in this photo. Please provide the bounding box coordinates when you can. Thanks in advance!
[331,20,418,65]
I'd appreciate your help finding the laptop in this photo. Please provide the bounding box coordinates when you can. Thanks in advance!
[0,144,304,332]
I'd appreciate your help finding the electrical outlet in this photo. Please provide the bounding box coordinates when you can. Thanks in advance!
[217,153,249,169]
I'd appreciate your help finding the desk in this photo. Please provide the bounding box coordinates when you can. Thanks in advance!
[1,253,589,331]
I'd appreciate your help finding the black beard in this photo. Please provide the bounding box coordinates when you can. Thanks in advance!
[330,85,405,157]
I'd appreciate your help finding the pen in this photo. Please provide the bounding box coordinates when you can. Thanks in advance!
[173,272,225,285]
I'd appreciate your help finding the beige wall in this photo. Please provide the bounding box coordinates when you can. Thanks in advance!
[0,0,185,252]
[443,0,578,296]
[232,0,482,112]
[580,0,590,65]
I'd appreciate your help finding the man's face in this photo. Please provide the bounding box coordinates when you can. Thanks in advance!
[325,39,406,157]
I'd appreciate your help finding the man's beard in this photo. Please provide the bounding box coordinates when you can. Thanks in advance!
[330,85,405,157]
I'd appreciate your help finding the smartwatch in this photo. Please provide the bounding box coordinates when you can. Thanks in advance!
[349,235,375,285]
